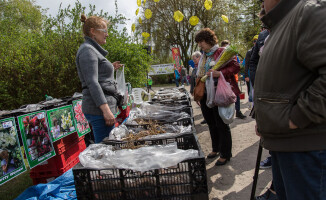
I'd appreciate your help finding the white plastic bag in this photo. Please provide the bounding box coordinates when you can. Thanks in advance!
[218,104,235,124]
[206,72,216,108]
[115,66,128,105]
[79,143,199,172]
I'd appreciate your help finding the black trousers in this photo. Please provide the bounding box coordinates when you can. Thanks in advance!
[200,93,232,159]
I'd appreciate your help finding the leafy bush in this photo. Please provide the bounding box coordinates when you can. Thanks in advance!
[0,0,151,110]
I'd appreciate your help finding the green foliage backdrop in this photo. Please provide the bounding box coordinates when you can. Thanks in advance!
[0,0,152,110]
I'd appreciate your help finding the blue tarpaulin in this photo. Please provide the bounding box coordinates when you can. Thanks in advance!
[15,169,77,200]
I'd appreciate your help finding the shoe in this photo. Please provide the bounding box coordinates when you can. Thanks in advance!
[260,156,272,169]
[207,152,219,159]
[215,157,230,166]
[255,189,278,200]
[248,103,252,110]
[236,111,246,119]
[200,119,207,124]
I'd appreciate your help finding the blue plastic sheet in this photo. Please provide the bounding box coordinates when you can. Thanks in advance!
[15,169,77,200]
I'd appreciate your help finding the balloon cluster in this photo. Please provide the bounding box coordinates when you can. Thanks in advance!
[133,0,229,43]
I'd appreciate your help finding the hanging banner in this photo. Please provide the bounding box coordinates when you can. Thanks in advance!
[172,47,183,73]
[17,111,56,169]
[47,105,76,142]
[0,117,26,185]
[72,100,91,137]
[148,63,174,75]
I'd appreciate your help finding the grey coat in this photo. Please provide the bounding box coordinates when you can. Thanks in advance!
[76,37,117,116]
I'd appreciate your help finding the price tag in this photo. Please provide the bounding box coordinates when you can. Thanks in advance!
[2,121,13,129]
[37,113,45,119]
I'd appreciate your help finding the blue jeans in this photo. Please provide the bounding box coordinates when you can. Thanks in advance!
[271,151,326,200]
[175,78,180,87]
[181,76,189,85]
[84,114,114,143]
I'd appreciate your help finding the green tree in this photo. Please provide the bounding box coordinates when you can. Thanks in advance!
[0,0,151,110]
[135,0,261,63]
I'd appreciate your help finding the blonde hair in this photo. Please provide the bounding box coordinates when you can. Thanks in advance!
[80,14,109,37]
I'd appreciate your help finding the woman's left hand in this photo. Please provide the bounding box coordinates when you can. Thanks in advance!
[206,69,220,78]
[113,61,123,70]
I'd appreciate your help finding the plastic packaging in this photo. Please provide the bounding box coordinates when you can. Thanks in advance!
[140,103,188,113]
[108,125,130,140]
[206,72,216,108]
[72,92,83,98]
[214,72,236,106]
[116,66,128,105]
[125,107,190,124]
[218,104,235,124]
[107,123,193,141]
[79,143,199,172]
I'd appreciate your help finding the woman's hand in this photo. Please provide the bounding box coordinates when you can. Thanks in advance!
[112,61,123,70]
[255,124,261,137]
[103,110,115,126]
[99,104,115,126]
[206,69,220,78]
[289,120,298,129]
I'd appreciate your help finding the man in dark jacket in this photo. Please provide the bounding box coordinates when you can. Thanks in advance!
[244,35,257,110]
[254,0,326,199]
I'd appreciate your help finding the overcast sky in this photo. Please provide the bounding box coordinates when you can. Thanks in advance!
[34,0,138,34]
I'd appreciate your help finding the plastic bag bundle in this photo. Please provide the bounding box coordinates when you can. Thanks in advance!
[108,125,130,140]
[79,143,199,172]
[218,104,235,124]
[214,72,236,107]
[126,106,190,124]
[206,72,216,108]
[140,103,188,113]
[153,92,186,100]
[116,66,128,105]
[141,125,192,140]
[137,110,189,122]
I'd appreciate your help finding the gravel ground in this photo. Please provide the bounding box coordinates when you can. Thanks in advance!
[153,83,272,200]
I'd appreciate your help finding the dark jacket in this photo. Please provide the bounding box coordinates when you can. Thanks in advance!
[244,48,253,78]
[254,0,326,152]
[76,37,117,116]
[249,30,269,86]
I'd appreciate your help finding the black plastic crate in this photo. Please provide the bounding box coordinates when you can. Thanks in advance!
[73,134,208,200]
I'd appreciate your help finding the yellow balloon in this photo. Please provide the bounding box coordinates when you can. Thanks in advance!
[222,15,229,23]
[174,10,184,22]
[153,0,160,2]
[204,0,212,10]
[145,9,152,19]
[189,16,199,26]
[137,0,141,6]
[142,32,150,38]
[135,8,139,16]
[139,17,142,24]
[132,23,136,32]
